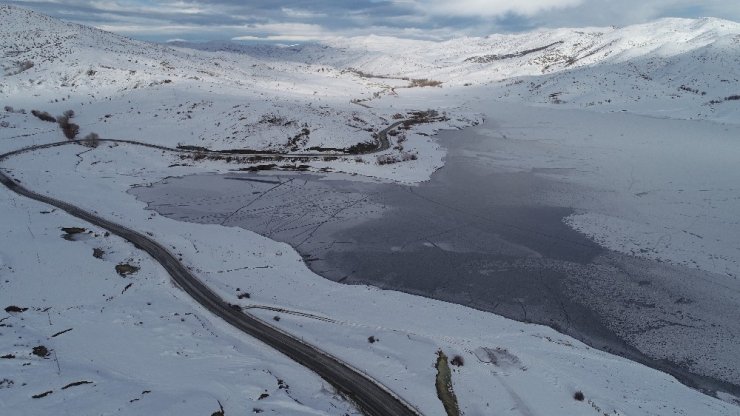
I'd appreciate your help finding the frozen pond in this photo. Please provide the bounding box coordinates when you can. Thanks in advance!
[133,119,740,398]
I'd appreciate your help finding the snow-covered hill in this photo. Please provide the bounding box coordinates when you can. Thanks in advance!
[182,17,740,123]
[0,4,469,167]
[2,5,740,415]
[2,4,738,167]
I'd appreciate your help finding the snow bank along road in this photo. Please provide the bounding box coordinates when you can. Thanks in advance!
[0,140,421,416]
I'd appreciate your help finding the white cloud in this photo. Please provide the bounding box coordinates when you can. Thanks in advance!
[232,22,333,41]
[418,0,584,17]
[8,0,740,42]
[281,7,327,19]
[88,0,207,15]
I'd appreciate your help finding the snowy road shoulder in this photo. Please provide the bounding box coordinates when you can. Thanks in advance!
[0,180,359,416]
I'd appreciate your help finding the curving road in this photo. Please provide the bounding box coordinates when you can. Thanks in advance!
[0,116,418,163]
[0,122,424,416]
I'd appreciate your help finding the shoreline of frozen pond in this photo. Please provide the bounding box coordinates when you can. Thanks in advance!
[133,103,740,399]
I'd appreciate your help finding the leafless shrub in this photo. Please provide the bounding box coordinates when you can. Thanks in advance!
[409,78,443,88]
[32,345,50,358]
[4,106,13,112]
[115,263,139,277]
[679,85,700,94]
[450,355,465,367]
[260,113,289,125]
[346,141,377,154]
[31,110,56,123]
[401,152,418,161]
[61,122,80,140]
[57,112,80,140]
[81,132,101,148]
[376,154,399,165]
[377,152,418,165]
[5,60,34,76]
[706,95,740,106]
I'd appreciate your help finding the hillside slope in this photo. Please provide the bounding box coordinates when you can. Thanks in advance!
[0,4,447,159]
[186,17,740,123]
[2,6,740,415]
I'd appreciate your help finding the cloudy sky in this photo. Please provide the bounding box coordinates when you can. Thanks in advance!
[6,0,740,42]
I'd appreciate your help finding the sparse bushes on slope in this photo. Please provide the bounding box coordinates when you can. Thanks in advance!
[377,152,417,165]
[409,78,443,88]
[679,85,705,95]
[18,60,33,72]
[4,60,34,76]
[346,141,377,154]
[706,94,740,105]
[450,355,465,367]
[57,111,80,140]
[32,108,84,140]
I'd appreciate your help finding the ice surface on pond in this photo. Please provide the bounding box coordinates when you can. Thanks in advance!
[135,103,740,395]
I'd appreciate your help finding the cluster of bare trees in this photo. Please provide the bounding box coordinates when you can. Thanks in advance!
[30,108,100,146]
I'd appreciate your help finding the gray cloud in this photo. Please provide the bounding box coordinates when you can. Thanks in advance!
[5,0,740,42]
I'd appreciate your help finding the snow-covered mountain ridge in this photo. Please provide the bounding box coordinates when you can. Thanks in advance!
[183,16,740,123]
[3,4,739,157]
[2,5,740,416]
[4,3,739,121]
[246,17,740,73]
[0,4,487,185]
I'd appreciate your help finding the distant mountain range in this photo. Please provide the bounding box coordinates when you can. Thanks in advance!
[3,4,739,124]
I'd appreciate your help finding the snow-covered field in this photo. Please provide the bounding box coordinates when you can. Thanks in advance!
[3,122,738,416]
[0,173,360,416]
[2,4,740,415]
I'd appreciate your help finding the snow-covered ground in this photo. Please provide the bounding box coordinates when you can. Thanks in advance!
[2,4,740,415]
[0,176,360,416]
[2,122,738,416]
[0,4,478,183]
[186,17,740,124]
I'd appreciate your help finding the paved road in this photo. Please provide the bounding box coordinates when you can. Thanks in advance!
[0,144,421,415]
